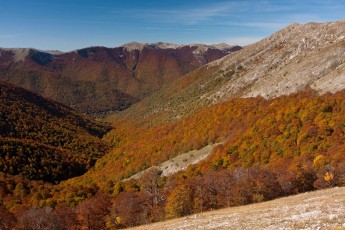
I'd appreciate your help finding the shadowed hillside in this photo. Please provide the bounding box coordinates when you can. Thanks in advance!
[0,81,112,182]
[0,43,240,115]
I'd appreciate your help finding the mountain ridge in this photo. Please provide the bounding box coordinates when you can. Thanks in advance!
[107,19,345,124]
[0,43,241,115]
[121,41,238,51]
[1,41,236,55]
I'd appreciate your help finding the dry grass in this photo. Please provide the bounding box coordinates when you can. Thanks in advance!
[129,187,345,230]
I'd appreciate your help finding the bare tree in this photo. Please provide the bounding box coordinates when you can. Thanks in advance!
[0,205,17,230]
[77,192,111,230]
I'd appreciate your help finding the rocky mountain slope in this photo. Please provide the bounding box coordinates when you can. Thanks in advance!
[210,20,345,100]
[0,43,240,115]
[109,19,345,124]
[0,81,111,182]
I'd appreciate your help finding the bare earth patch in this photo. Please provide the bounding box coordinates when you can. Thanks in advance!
[129,143,219,180]
[129,187,345,230]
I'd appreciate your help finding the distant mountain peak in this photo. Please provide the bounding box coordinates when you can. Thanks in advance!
[0,48,64,62]
[121,41,182,51]
[121,42,149,51]
[2,48,32,62]
[150,42,181,49]
[210,43,234,50]
[121,41,238,52]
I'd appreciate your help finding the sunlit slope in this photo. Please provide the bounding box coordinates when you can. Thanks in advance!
[130,187,345,230]
[68,90,345,190]
[108,19,345,125]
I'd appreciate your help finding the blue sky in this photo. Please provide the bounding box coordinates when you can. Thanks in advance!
[0,0,344,51]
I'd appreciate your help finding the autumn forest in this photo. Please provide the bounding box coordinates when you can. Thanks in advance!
[1,78,345,228]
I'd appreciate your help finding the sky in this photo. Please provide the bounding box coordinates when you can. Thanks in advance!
[0,0,344,52]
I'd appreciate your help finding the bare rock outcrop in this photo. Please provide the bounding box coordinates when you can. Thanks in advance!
[209,19,345,102]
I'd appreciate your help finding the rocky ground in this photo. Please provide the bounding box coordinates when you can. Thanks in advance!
[129,143,219,180]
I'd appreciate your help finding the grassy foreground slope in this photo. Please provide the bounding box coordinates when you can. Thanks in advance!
[130,186,345,230]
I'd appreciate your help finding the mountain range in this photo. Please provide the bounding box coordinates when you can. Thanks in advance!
[108,19,345,124]
[0,42,240,115]
[0,19,345,229]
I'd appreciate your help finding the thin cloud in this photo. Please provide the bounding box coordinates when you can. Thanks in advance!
[193,36,264,47]
[114,2,243,25]
[224,36,264,46]
[287,14,330,23]
[221,14,328,31]
[222,21,290,30]
[242,22,289,30]
[0,34,14,39]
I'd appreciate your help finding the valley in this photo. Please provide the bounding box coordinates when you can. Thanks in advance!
[1,18,345,229]
[108,19,345,125]
[0,43,240,116]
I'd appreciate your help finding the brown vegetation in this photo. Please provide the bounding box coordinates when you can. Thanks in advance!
[0,86,345,229]
[108,20,345,124]
[0,44,238,115]
[1,23,345,227]
[0,81,111,182]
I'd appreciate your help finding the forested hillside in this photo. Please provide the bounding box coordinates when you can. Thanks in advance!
[1,88,343,229]
[0,81,112,182]
[2,4,345,230]
[67,89,345,227]
[1,20,345,229]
